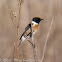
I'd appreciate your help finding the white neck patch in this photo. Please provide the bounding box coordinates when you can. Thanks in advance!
[32,21,38,25]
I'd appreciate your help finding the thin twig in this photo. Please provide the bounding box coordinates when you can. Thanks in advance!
[13,43,16,62]
[40,16,54,62]
[8,1,18,28]
[9,10,16,28]
[16,0,23,62]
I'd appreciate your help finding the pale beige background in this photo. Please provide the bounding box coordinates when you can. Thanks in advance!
[0,0,62,62]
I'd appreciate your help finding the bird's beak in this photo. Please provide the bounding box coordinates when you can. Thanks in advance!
[41,19,44,20]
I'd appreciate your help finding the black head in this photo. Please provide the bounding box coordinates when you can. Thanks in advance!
[32,17,43,24]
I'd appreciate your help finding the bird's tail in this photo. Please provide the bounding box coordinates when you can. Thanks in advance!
[18,39,23,48]
[18,41,21,48]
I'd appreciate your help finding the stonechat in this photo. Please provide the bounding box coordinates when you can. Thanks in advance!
[18,17,43,48]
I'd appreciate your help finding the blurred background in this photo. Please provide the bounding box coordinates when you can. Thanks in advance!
[0,0,62,62]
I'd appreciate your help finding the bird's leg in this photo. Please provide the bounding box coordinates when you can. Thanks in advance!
[27,40,35,48]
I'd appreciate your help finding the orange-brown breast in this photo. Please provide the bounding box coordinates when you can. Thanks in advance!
[32,24,38,32]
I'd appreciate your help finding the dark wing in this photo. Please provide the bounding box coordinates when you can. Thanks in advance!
[24,23,31,32]
[20,23,31,40]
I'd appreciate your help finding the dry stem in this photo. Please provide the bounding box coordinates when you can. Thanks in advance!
[9,10,16,28]
[16,0,23,62]
[40,16,54,62]
[13,43,16,62]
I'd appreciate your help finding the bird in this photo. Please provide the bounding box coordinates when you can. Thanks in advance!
[18,17,44,48]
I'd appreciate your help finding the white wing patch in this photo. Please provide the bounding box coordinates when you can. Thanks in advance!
[22,36,26,42]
